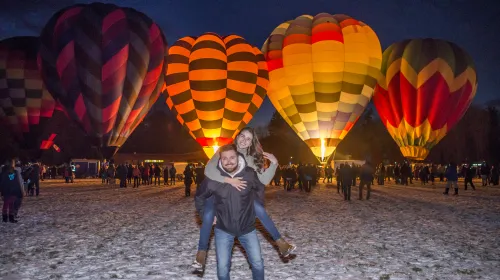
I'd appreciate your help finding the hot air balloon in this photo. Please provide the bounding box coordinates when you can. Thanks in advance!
[38,2,166,159]
[0,36,68,158]
[262,13,382,162]
[165,33,268,158]
[372,39,477,160]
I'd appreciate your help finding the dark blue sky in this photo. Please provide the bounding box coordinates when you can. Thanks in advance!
[1,0,498,126]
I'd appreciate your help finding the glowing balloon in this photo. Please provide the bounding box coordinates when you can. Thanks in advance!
[262,13,382,161]
[38,3,166,158]
[165,33,268,158]
[373,39,477,160]
[0,36,68,157]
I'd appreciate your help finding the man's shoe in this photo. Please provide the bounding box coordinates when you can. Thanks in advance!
[276,238,296,257]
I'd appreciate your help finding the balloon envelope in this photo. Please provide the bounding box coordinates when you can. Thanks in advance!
[0,36,68,158]
[373,39,477,160]
[39,3,166,159]
[262,13,382,161]
[165,33,268,158]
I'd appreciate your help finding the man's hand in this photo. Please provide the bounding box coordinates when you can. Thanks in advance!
[225,177,247,191]
[213,216,217,225]
[263,152,278,165]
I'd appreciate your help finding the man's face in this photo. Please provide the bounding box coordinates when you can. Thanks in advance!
[220,149,239,173]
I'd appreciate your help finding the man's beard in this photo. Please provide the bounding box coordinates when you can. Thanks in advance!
[223,164,238,174]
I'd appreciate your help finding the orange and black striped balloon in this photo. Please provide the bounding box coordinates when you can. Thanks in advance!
[165,33,268,158]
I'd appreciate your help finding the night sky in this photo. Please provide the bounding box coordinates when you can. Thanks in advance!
[1,0,498,126]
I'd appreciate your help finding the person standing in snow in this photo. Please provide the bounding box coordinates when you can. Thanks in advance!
[464,163,476,190]
[132,165,141,188]
[194,163,205,188]
[184,164,194,196]
[490,165,499,186]
[195,144,265,280]
[169,164,176,185]
[117,164,128,188]
[163,165,169,185]
[29,160,41,196]
[153,164,162,186]
[192,127,295,273]
[480,161,490,186]
[359,161,374,200]
[443,162,459,195]
[1,158,24,223]
[340,164,353,201]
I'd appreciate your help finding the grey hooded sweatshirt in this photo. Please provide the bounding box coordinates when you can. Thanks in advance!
[204,147,277,185]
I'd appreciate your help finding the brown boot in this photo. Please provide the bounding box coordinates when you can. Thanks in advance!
[192,250,207,269]
[276,238,296,257]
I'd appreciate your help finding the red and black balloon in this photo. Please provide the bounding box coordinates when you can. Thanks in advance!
[38,2,166,158]
[0,36,68,158]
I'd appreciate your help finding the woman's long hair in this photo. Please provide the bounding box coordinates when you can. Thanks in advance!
[236,127,265,173]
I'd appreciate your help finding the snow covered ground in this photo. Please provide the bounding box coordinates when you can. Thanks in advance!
[1,179,499,280]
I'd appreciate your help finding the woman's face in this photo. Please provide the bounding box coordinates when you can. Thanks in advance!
[236,130,253,150]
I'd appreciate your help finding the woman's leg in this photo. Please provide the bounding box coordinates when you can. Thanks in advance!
[254,200,296,256]
[254,200,281,241]
[198,197,215,251]
[193,197,215,269]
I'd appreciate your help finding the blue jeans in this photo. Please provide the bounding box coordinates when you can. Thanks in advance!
[215,228,264,280]
[198,198,281,250]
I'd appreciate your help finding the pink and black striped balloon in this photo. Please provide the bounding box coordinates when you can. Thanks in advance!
[39,2,166,158]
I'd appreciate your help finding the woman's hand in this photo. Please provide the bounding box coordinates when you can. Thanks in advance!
[263,152,278,165]
[225,177,247,191]
[213,216,217,225]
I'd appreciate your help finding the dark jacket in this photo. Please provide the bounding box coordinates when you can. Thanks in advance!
[30,163,41,180]
[340,165,354,185]
[360,163,374,182]
[0,167,23,197]
[445,164,458,181]
[195,155,264,237]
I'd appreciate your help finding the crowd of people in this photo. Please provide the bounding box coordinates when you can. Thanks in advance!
[98,162,206,196]
[2,126,500,279]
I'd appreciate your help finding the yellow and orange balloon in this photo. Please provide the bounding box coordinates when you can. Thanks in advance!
[262,13,382,161]
[164,33,268,158]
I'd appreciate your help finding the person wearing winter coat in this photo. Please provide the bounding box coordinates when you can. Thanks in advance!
[1,159,24,223]
[142,164,150,185]
[340,164,354,201]
[163,166,169,185]
[132,165,141,188]
[443,162,459,195]
[194,163,205,188]
[464,164,476,190]
[127,164,133,185]
[154,164,162,186]
[116,164,128,188]
[490,165,499,186]
[480,162,490,186]
[29,161,41,196]
[184,164,194,197]
[359,162,374,200]
[169,165,177,185]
